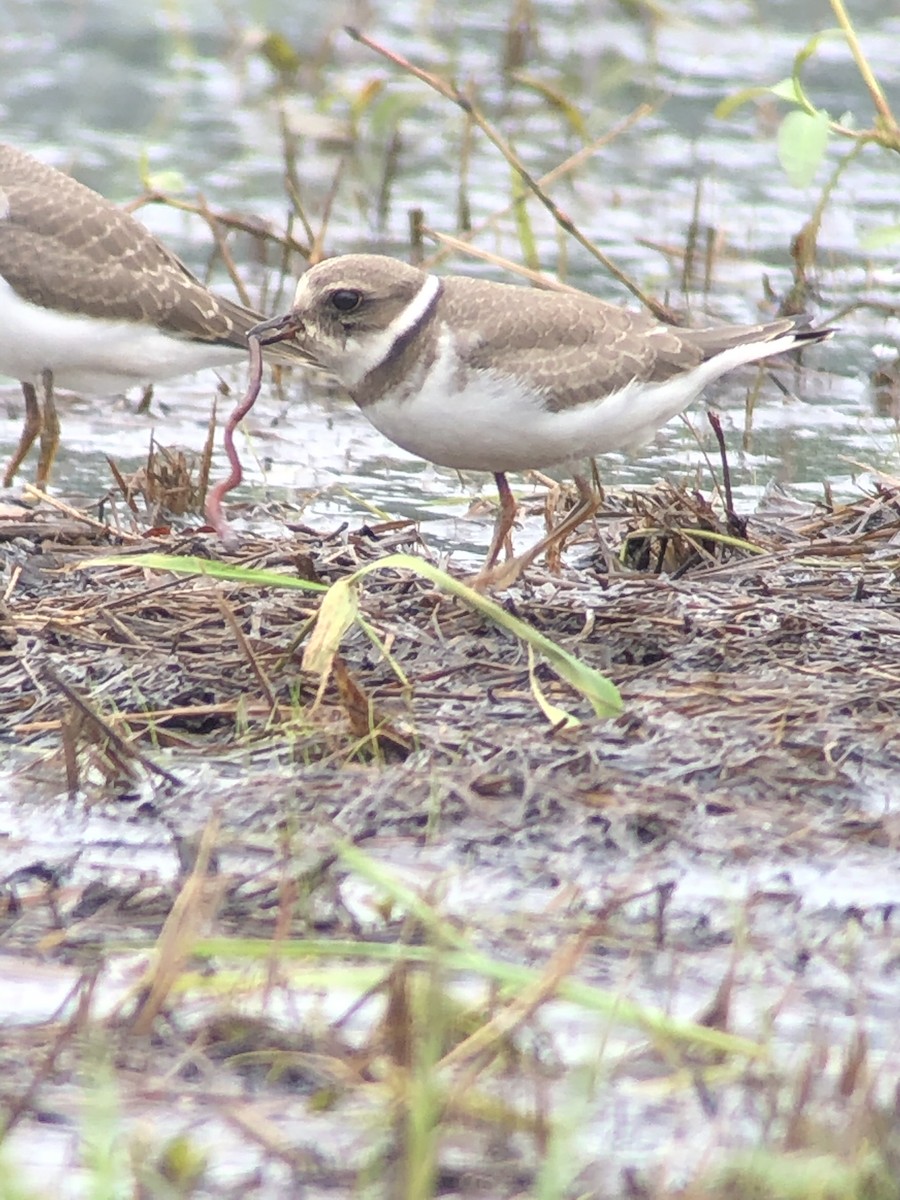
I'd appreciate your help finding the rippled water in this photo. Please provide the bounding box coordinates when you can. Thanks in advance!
[0,0,898,555]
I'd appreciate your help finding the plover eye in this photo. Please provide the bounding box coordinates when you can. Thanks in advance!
[329,288,363,313]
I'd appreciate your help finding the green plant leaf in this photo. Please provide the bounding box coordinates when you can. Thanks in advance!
[511,167,540,272]
[789,28,842,116]
[258,32,302,76]
[86,554,328,592]
[527,645,581,730]
[859,223,900,251]
[777,108,830,187]
[302,578,359,676]
[331,843,765,1058]
[509,71,588,138]
[87,551,623,723]
[714,78,807,122]
[713,86,772,121]
[769,77,804,103]
[348,554,622,720]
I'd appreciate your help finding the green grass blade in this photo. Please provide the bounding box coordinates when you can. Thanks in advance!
[347,554,622,718]
[88,550,622,720]
[87,552,329,592]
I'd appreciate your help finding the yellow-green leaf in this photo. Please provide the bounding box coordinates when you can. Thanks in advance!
[302,578,359,675]
[527,645,581,729]
[511,168,539,272]
[510,71,587,138]
[259,32,302,76]
[85,550,622,722]
[84,553,327,593]
[859,223,900,251]
[714,86,777,121]
[351,554,622,719]
[777,108,830,187]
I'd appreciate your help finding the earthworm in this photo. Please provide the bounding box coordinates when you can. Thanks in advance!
[204,334,265,549]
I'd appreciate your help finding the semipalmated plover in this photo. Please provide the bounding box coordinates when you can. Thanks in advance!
[252,253,834,571]
[0,141,310,487]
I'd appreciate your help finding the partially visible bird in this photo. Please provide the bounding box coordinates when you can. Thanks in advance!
[0,141,309,488]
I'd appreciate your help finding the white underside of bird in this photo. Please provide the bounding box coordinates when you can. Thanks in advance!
[357,321,804,474]
[0,276,244,394]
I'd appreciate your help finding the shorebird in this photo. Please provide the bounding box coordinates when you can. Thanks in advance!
[0,141,309,488]
[250,253,834,576]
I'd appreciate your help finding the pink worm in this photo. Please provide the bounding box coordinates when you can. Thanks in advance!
[204,335,265,549]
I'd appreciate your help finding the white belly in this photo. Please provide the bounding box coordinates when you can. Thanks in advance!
[361,326,800,474]
[364,348,701,473]
[0,277,243,393]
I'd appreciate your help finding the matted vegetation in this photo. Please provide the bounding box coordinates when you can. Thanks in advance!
[2,470,900,1196]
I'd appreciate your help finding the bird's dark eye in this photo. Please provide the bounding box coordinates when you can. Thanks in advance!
[329,288,363,313]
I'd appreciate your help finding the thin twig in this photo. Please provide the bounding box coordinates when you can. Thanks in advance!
[41,662,182,787]
[345,27,673,320]
[829,0,897,134]
[21,486,144,542]
[706,409,745,538]
[127,190,312,263]
[217,593,279,714]
[422,228,582,292]
[428,102,656,269]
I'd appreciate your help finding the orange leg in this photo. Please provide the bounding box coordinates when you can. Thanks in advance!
[3,371,60,489]
[3,381,42,487]
[478,473,601,590]
[35,370,60,490]
[483,471,518,568]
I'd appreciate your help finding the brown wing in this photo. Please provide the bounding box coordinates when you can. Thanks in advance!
[438,277,823,412]
[0,142,260,346]
[439,275,704,410]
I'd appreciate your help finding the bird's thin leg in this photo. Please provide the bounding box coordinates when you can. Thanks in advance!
[35,370,60,490]
[484,472,601,590]
[3,381,42,487]
[484,471,518,568]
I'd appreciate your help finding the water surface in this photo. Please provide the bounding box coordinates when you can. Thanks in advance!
[0,0,897,552]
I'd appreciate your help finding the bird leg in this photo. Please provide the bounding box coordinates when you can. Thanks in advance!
[483,471,518,568]
[3,371,59,489]
[478,472,601,590]
[3,381,42,487]
[35,369,60,490]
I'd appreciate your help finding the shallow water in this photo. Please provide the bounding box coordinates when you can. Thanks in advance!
[0,0,898,551]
